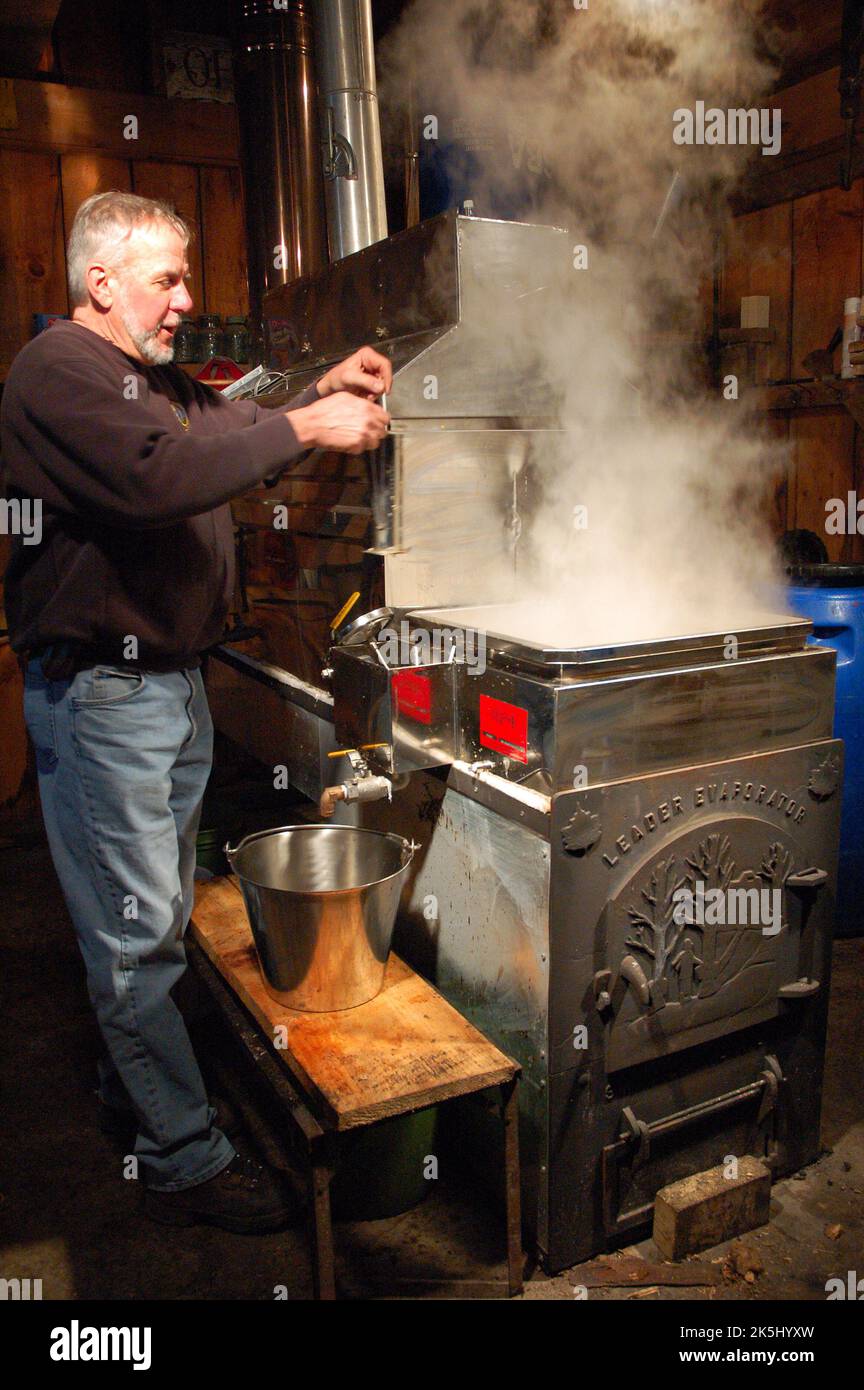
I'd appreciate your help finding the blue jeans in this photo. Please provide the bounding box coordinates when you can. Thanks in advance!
[23,659,235,1191]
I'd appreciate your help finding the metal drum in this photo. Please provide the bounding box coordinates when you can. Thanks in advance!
[225,824,414,1011]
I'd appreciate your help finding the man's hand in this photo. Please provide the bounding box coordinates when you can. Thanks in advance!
[288,393,390,454]
[315,345,392,400]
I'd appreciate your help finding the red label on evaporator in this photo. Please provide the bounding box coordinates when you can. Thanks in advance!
[478,693,528,763]
[392,669,432,724]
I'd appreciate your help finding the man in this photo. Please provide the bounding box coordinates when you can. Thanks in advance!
[1,191,391,1232]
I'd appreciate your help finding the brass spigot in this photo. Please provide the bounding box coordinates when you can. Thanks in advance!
[319,747,393,819]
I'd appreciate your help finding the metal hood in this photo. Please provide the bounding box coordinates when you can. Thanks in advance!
[263,211,571,419]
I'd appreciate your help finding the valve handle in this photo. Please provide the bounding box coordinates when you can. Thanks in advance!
[330,590,361,633]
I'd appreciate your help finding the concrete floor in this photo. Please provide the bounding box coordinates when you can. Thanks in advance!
[1,818,861,1302]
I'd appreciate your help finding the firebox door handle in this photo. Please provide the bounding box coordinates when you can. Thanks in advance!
[618,1055,784,1169]
[786,867,828,890]
[620,1106,651,1167]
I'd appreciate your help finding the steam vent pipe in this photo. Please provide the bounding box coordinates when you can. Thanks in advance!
[235,0,328,336]
[311,0,388,259]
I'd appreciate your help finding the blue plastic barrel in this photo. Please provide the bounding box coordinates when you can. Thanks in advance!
[786,564,864,937]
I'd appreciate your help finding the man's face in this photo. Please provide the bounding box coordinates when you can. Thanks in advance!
[109,224,194,365]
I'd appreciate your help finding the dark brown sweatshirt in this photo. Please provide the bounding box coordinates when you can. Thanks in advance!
[1,319,319,670]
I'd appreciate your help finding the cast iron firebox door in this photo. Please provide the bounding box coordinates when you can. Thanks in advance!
[543,739,842,1272]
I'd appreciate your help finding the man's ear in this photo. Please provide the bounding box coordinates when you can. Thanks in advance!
[85,262,114,310]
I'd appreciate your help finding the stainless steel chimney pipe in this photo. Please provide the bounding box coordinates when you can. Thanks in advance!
[311,0,388,259]
[235,0,328,341]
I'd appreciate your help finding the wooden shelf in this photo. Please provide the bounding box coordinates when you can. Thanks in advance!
[754,378,864,417]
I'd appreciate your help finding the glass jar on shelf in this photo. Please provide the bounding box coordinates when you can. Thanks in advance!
[196,314,222,360]
[172,316,198,363]
[222,316,250,363]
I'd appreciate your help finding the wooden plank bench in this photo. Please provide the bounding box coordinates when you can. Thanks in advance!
[189,875,524,1299]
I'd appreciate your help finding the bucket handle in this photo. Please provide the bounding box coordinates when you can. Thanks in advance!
[224,832,418,873]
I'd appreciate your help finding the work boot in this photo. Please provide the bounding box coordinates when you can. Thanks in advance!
[143,1153,298,1234]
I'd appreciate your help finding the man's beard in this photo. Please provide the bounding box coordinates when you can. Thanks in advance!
[116,286,174,366]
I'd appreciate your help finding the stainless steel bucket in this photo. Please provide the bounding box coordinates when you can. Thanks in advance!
[224,824,415,1012]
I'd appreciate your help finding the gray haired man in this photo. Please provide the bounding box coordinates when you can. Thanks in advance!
[1,191,391,1231]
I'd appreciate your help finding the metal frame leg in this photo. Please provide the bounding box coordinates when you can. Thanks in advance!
[308,1138,337,1301]
[501,1078,524,1297]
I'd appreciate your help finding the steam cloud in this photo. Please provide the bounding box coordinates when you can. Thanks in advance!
[379,0,792,644]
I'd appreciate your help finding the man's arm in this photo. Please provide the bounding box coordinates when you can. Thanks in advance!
[3,357,370,530]
[182,378,324,488]
[180,369,390,460]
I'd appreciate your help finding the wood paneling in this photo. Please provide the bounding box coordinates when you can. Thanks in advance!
[200,164,248,318]
[790,409,855,558]
[734,57,857,212]
[776,68,845,159]
[761,412,791,537]
[0,84,249,369]
[132,161,203,310]
[851,427,864,562]
[0,79,240,165]
[719,203,792,382]
[0,148,67,374]
[764,1,843,86]
[1,155,250,372]
[53,0,149,94]
[721,72,864,555]
[791,183,864,378]
[59,152,132,232]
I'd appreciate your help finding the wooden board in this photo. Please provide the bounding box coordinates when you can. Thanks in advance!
[60,153,132,234]
[719,204,792,383]
[288,534,369,569]
[199,165,248,319]
[791,183,864,380]
[733,59,858,211]
[191,875,518,1131]
[0,148,68,377]
[789,407,855,559]
[132,161,203,311]
[653,1156,771,1261]
[765,0,843,87]
[573,1255,724,1289]
[232,504,372,536]
[0,79,240,165]
[774,67,846,159]
[52,0,149,96]
[759,411,791,538]
[254,478,371,507]
[851,427,864,563]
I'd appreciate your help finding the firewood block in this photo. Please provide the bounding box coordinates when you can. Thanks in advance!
[653,1156,771,1260]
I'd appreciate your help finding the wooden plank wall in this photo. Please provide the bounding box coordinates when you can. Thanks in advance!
[0,78,250,822]
[0,79,249,379]
[719,38,864,563]
[0,76,367,783]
